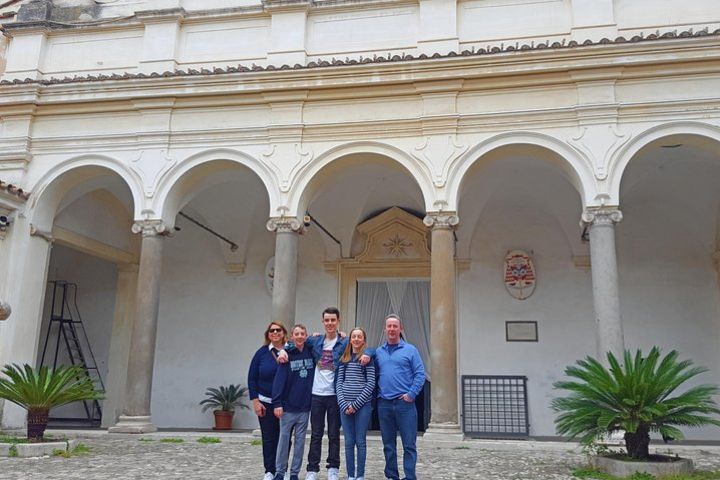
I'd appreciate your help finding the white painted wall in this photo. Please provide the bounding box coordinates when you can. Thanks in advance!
[7,0,720,79]
[458,195,595,438]
[36,245,117,420]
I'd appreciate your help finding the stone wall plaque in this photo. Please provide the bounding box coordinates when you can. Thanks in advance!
[506,321,538,342]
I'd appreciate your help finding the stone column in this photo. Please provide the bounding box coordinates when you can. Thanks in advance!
[423,212,463,440]
[0,217,53,430]
[109,220,166,433]
[266,217,302,328]
[102,263,139,428]
[581,207,625,360]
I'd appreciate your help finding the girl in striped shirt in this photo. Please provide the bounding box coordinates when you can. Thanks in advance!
[336,327,376,480]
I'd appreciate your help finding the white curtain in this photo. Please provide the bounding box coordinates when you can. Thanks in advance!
[356,279,431,379]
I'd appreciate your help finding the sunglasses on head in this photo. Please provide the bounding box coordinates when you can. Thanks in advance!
[268,328,283,334]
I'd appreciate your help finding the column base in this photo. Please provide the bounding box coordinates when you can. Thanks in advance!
[108,415,157,433]
[422,422,465,441]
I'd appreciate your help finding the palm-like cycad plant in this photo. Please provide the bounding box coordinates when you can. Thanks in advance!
[552,347,720,459]
[200,384,249,413]
[0,363,104,441]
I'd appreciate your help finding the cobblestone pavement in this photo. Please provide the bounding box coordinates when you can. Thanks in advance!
[1,431,720,480]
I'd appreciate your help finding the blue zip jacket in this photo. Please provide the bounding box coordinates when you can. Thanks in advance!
[375,339,426,400]
[271,346,314,412]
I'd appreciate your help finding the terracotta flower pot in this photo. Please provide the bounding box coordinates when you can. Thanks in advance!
[27,407,50,442]
[213,410,234,430]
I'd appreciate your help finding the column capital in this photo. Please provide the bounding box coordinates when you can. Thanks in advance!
[131,220,167,237]
[266,216,303,233]
[581,207,622,227]
[423,212,459,230]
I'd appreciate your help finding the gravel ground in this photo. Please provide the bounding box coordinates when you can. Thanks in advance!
[1,431,719,480]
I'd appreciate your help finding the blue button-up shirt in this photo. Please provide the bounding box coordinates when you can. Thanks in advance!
[375,339,426,400]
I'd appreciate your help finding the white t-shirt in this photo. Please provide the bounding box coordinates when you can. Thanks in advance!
[312,336,338,396]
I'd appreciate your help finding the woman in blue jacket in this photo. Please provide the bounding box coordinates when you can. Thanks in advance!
[248,321,288,480]
[336,327,376,480]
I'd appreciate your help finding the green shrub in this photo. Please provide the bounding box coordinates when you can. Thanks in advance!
[554,348,720,459]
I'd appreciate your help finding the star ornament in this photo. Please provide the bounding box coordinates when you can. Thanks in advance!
[383,234,413,257]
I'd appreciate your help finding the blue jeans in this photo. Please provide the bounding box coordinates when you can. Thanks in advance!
[275,411,310,476]
[378,398,418,480]
[307,394,341,472]
[340,402,372,478]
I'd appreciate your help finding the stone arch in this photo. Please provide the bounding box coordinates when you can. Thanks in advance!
[446,131,596,211]
[29,154,143,232]
[288,141,436,217]
[608,121,720,203]
[153,148,279,228]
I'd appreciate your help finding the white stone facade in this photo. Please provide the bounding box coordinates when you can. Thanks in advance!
[0,0,719,439]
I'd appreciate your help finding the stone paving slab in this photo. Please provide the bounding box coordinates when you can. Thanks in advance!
[0,432,719,480]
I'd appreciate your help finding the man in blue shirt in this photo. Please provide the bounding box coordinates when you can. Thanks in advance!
[375,314,426,480]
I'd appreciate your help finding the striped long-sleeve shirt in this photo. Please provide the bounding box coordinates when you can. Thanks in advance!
[335,355,376,412]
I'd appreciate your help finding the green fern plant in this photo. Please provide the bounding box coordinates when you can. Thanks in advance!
[0,363,104,441]
[552,347,720,459]
[199,384,249,413]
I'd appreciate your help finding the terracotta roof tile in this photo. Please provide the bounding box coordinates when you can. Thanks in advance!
[0,27,717,86]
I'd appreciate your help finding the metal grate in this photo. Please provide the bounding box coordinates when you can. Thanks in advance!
[461,375,529,438]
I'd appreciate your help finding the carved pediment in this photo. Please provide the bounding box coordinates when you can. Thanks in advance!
[354,207,430,263]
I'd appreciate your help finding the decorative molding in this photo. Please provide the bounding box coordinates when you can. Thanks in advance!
[581,207,622,227]
[224,262,246,275]
[572,255,591,272]
[423,212,459,230]
[0,301,10,321]
[130,150,176,197]
[29,223,54,243]
[334,207,432,324]
[356,207,431,262]
[382,234,413,257]
[262,143,314,193]
[2,26,715,86]
[131,219,167,237]
[266,216,302,233]
[569,124,631,181]
[412,136,467,187]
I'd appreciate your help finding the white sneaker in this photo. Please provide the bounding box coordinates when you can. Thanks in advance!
[328,468,340,480]
[305,472,318,480]
[263,474,274,480]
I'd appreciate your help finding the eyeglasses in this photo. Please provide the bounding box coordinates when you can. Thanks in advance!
[268,328,283,334]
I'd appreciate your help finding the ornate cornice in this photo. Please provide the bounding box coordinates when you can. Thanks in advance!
[0,26,717,87]
[131,220,167,237]
[266,216,302,233]
[423,212,459,230]
[581,207,623,227]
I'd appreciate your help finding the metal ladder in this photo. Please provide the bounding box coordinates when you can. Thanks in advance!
[39,281,105,425]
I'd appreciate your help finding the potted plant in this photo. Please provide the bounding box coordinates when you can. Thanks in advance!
[0,363,104,442]
[200,384,249,430]
[552,347,720,476]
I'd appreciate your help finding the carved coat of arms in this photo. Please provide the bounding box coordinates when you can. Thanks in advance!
[503,250,536,300]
